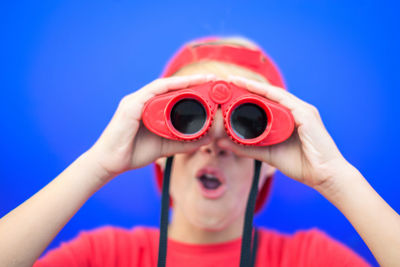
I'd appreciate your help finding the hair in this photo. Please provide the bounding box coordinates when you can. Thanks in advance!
[172,36,270,84]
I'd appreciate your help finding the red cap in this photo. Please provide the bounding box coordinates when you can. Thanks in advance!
[154,36,286,213]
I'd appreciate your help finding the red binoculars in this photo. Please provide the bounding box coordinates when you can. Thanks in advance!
[143,80,295,146]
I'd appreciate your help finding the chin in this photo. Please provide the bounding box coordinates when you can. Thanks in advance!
[187,204,232,231]
[192,216,229,232]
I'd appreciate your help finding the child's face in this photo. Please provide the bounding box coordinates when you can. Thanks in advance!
[156,70,276,232]
[167,109,275,231]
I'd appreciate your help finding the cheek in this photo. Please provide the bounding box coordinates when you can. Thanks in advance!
[227,160,263,222]
[228,159,255,194]
[169,155,195,200]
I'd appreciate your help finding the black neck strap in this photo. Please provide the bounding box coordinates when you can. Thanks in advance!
[251,227,259,267]
[157,156,174,267]
[240,160,261,267]
[157,157,261,267]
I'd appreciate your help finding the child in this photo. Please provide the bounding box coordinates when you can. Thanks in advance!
[0,36,398,266]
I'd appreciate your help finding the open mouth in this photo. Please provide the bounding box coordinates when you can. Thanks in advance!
[199,174,222,189]
[196,167,227,199]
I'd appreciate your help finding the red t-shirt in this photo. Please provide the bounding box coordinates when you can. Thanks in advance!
[34,226,371,267]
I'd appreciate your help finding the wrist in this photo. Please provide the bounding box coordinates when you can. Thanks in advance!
[76,150,116,187]
[313,159,362,203]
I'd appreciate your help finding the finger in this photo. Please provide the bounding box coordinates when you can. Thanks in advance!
[160,135,212,158]
[227,75,309,112]
[151,73,217,92]
[118,74,217,117]
[227,75,320,127]
[138,73,217,102]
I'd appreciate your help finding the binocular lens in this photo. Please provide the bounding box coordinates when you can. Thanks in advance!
[231,103,268,139]
[170,99,206,134]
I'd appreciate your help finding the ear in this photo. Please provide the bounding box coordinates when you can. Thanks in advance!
[155,157,167,171]
[258,162,276,189]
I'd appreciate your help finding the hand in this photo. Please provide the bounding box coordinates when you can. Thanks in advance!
[87,74,216,182]
[218,75,351,189]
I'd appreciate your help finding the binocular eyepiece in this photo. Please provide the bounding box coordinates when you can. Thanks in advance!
[170,98,268,140]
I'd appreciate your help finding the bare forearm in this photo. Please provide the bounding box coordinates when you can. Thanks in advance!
[0,151,111,267]
[316,162,400,267]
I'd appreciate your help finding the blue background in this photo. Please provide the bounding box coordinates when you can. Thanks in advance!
[1,1,399,266]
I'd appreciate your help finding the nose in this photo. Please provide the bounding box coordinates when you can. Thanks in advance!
[199,109,233,157]
[199,142,232,157]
